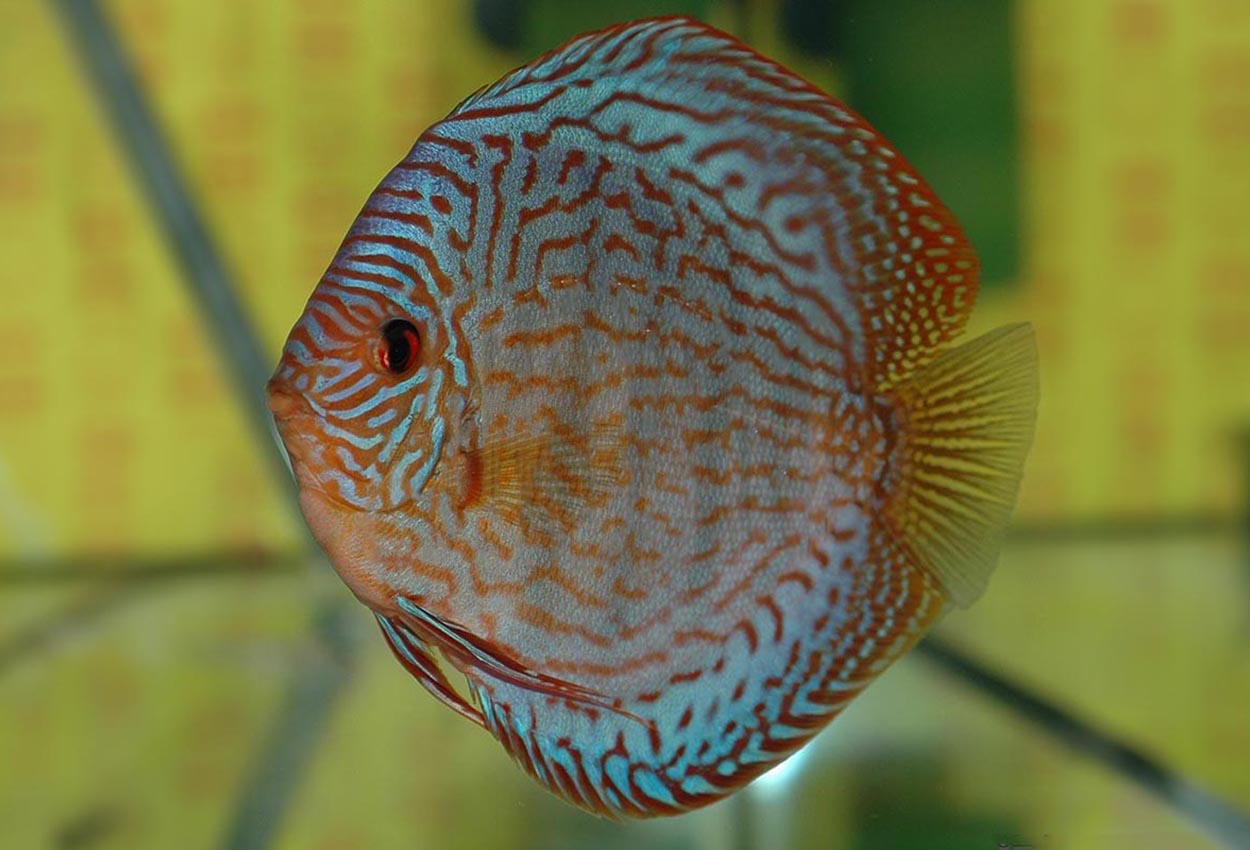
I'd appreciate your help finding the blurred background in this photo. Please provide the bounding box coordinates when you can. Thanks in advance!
[2,0,1249,848]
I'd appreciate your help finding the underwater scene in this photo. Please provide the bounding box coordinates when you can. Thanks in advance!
[1,1,1248,848]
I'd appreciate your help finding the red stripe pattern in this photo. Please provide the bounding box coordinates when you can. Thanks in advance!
[269,16,980,817]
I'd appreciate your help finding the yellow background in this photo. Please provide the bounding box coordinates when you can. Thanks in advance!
[1,1,1247,849]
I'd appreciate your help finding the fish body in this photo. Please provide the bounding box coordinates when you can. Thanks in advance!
[268,17,1038,817]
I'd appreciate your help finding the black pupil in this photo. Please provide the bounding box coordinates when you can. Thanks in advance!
[381,320,417,373]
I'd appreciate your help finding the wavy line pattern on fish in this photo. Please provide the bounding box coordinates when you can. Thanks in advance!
[268,16,1038,818]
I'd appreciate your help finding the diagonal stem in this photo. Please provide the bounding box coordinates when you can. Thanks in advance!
[918,636,1250,850]
[49,0,297,510]
[49,4,357,850]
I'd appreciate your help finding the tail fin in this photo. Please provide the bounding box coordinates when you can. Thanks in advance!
[881,323,1039,608]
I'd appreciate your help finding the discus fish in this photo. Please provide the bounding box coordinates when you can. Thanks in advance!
[267,16,1037,818]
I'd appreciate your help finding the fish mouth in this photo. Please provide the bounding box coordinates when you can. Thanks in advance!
[266,376,312,422]
[265,378,314,469]
[265,377,351,511]
[265,375,396,517]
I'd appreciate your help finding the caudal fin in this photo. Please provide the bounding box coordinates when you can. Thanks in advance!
[882,323,1039,608]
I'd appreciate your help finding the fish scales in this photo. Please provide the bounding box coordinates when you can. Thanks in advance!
[268,16,1038,817]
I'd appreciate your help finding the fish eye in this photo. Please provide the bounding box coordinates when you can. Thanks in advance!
[377,319,420,375]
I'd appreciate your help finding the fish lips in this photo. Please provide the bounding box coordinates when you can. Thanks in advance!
[266,377,335,502]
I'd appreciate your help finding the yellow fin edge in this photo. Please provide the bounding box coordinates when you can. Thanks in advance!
[882,323,1039,608]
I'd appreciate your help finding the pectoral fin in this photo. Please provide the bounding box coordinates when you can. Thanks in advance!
[457,422,624,534]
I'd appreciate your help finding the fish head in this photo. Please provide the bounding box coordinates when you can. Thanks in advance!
[267,247,471,528]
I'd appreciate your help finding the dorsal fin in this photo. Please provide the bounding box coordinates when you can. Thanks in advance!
[450,17,718,115]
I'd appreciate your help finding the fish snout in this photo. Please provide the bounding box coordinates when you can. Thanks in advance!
[266,377,310,421]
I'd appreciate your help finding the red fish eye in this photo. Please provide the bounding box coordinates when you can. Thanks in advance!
[377,319,420,375]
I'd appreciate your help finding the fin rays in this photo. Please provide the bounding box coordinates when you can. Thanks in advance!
[881,323,1039,607]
